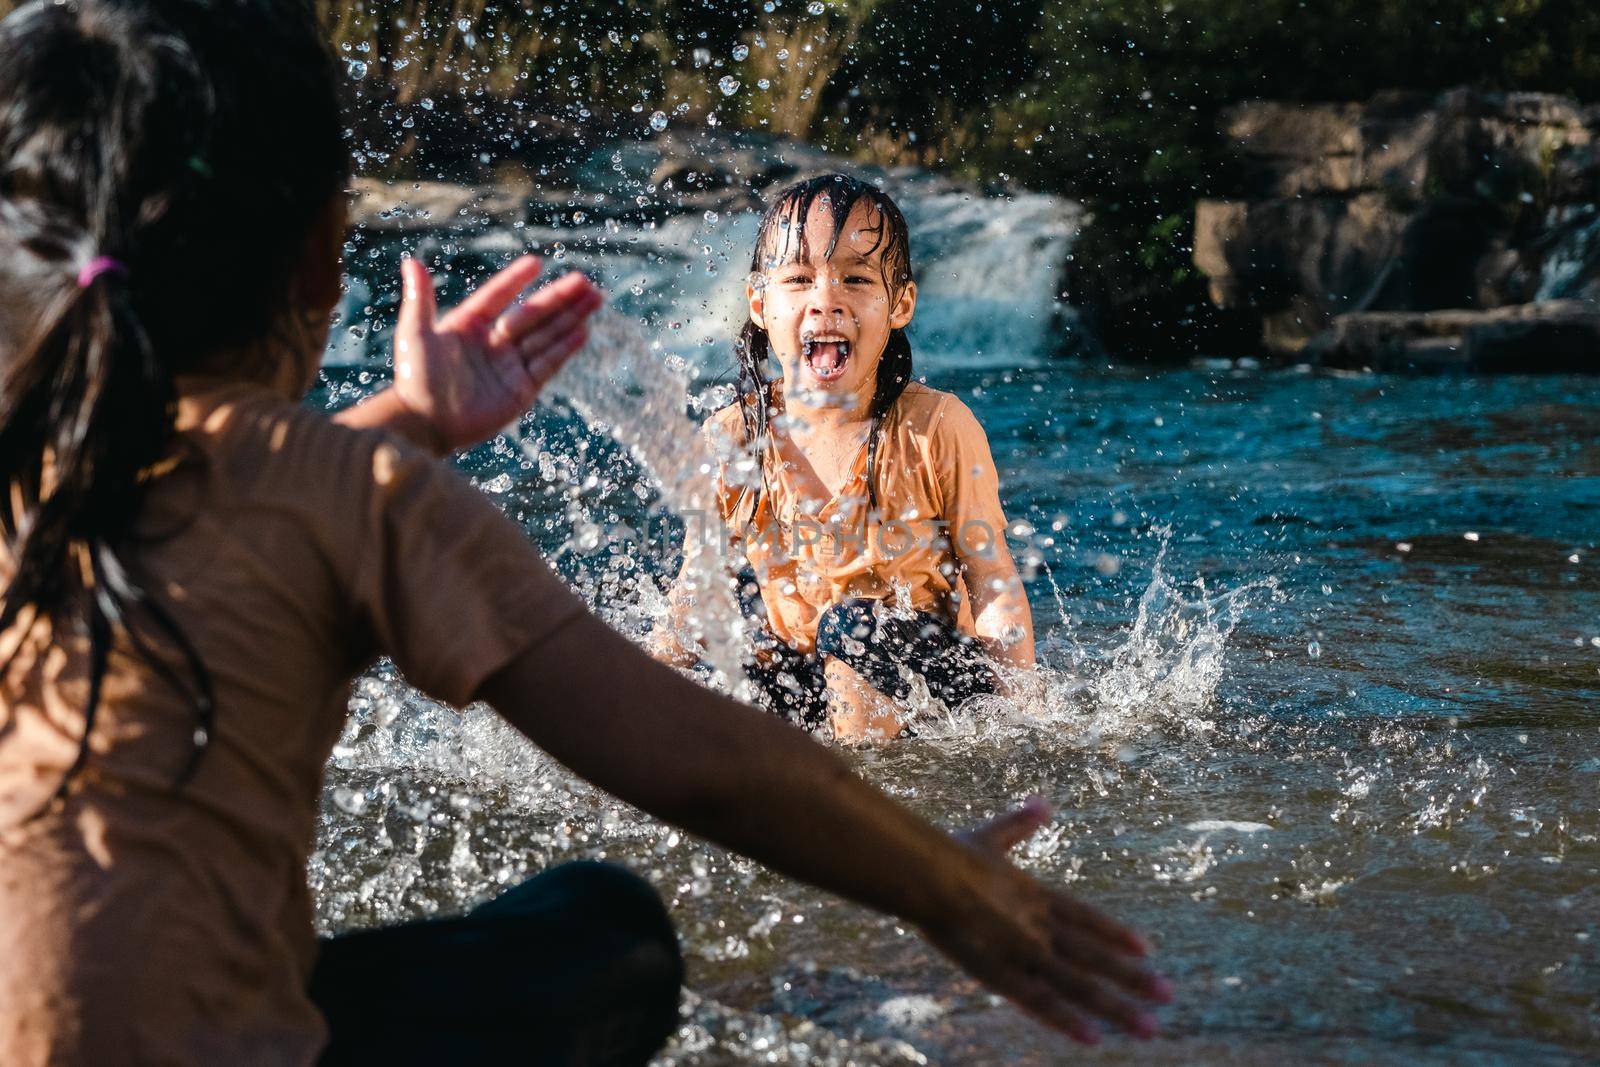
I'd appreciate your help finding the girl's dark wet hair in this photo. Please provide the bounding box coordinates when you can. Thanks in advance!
[733,174,914,524]
[0,0,348,801]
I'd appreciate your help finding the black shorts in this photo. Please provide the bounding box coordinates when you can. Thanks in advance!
[310,862,681,1066]
[739,580,998,730]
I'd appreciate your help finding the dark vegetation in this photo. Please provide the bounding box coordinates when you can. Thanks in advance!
[4,0,1596,357]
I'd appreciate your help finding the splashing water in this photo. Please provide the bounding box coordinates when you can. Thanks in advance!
[514,308,750,692]
[310,172,1599,1061]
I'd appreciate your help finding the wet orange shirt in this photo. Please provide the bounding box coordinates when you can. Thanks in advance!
[706,381,1010,653]
[0,380,584,1066]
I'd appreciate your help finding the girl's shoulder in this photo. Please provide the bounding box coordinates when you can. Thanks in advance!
[891,381,986,441]
[175,380,440,522]
[704,396,746,437]
[181,382,396,469]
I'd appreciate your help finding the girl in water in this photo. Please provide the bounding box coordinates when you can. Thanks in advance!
[657,176,1036,740]
[0,2,1167,1062]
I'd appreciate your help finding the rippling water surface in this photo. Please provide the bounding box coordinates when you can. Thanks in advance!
[308,346,1598,1064]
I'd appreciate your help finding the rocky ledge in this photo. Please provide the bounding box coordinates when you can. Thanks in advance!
[1302,300,1599,373]
[348,129,971,234]
[1193,89,1600,371]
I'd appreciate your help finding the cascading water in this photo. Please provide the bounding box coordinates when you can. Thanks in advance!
[308,149,1599,1064]
[1536,203,1600,303]
[325,163,1085,377]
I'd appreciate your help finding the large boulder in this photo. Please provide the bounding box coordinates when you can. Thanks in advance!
[1192,194,1407,313]
[1195,89,1600,359]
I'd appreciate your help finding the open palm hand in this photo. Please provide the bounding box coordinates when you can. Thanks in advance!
[927,797,1173,1045]
[392,255,603,452]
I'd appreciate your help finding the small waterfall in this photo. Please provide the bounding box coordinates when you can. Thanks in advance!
[326,161,1085,376]
[899,189,1087,366]
[1535,203,1600,303]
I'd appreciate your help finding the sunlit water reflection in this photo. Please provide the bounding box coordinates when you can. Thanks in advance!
[310,230,1598,1061]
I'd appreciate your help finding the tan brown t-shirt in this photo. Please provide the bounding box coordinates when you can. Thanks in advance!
[0,380,585,1066]
[706,381,1010,652]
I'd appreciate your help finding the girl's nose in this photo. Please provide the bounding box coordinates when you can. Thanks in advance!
[807,274,844,315]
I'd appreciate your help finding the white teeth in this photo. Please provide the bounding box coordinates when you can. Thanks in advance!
[799,334,850,377]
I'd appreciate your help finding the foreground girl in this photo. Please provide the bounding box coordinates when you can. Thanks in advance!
[0,2,1166,1063]
[656,176,1036,739]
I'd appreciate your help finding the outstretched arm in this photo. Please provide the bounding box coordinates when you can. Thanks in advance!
[335,255,603,454]
[476,609,1168,1044]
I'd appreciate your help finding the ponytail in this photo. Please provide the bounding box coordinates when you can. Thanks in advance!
[0,0,347,802]
[0,213,213,806]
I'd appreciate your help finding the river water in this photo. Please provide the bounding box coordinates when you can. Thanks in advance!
[310,180,1599,1063]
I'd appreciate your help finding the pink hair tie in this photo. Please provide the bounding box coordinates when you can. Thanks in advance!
[77,256,128,288]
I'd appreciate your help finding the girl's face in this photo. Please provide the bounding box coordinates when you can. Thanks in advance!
[747,198,916,403]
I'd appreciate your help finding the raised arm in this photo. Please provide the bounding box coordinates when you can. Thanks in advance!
[334,255,602,454]
[476,610,1168,1044]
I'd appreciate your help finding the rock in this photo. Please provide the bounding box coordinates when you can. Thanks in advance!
[1193,194,1409,346]
[1196,88,1600,359]
[1303,301,1600,372]
[1222,90,1593,202]
[1550,142,1600,204]
[349,177,532,232]
[1465,313,1600,373]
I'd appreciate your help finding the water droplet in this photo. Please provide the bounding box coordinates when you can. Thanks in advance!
[1307,640,1322,659]
[345,59,367,80]
[718,75,741,96]
[649,110,668,131]
[732,44,749,61]
[331,786,368,815]
[807,0,825,13]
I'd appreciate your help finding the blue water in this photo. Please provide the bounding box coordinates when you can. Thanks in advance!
[312,354,1598,1063]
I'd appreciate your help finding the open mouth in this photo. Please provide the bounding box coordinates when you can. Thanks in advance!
[801,333,852,382]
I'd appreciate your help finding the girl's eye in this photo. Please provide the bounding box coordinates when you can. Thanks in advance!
[782,274,810,285]
[846,276,872,284]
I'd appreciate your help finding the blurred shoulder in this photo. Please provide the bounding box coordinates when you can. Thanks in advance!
[175,380,435,505]
[893,381,987,440]
[706,397,746,439]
